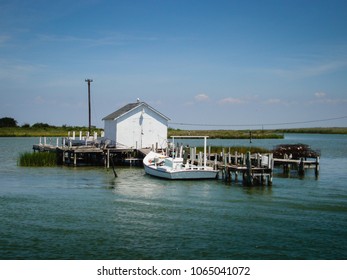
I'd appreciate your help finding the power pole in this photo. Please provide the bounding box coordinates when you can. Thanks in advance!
[85,79,93,134]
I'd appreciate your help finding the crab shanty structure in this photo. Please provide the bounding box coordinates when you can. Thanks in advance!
[102,100,170,150]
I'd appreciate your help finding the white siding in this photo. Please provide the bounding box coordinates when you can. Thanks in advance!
[103,103,168,149]
[104,120,117,142]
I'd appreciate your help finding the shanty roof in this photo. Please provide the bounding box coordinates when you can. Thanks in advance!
[102,101,170,121]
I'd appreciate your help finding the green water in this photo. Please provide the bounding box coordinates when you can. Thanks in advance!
[0,135,346,259]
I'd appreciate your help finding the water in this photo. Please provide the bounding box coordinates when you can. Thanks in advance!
[0,135,346,259]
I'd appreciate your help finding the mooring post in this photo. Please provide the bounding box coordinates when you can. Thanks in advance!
[315,156,320,177]
[198,151,203,166]
[245,151,253,186]
[298,158,305,176]
[107,149,110,169]
[183,145,189,164]
[268,171,273,186]
[228,147,231,164]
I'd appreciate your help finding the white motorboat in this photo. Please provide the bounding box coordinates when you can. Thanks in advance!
[143,136,219,180]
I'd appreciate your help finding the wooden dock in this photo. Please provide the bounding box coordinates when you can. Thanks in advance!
[32,134,320,185]
[32,135,149,168]
[272,144,320,177]
[213,151,274,186]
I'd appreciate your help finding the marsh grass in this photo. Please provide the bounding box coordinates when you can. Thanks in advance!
[168,129,283,139]
[18,152,57,167]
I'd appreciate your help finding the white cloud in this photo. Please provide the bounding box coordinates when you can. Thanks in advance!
[194,93,209,102]
[314,92,326,98]
[310,92,347,104]
[264,98,282,104]
[218,97,244,105]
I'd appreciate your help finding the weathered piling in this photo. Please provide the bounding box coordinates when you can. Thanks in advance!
[272,144,320,177]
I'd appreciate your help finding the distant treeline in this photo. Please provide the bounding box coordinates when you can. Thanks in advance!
[1,117,346,137]
[272,127,347,134]
[0,117,102,137]
[168,128,283,139]
[168,127,347,139]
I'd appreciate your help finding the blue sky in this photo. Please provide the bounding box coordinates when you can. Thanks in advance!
[1,0,347,129]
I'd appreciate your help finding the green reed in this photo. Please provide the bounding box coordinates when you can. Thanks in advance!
[18,152,57,167]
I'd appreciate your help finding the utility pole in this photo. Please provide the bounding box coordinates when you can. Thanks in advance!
[85,79,93,134]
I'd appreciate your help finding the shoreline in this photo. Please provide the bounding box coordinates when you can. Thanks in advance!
[0,126,346,138]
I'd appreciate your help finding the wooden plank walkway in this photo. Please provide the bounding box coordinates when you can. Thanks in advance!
[32,135,320,184]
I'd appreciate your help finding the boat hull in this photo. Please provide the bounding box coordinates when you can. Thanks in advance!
[143,157,219,180]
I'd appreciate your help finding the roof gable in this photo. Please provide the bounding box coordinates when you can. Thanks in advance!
[102,102,170,121]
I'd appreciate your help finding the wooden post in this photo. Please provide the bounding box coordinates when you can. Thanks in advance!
[268,171,273,186]
[73,152,77,166]
[298,158,305,176]
[270,154,274,186]
[183,145,188,164]
[245,151,253,186]
[179,145,183,158]
[315,156,320,177]
[198,152,203,166]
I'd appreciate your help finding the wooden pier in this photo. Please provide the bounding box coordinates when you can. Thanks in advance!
[32,134,148,168]
[211,151,274,186]
[32,134,320,185]
[272,144,320,177]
